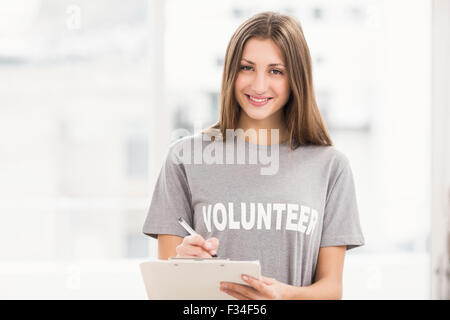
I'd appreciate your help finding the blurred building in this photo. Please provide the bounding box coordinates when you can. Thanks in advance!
[0,0,152,260]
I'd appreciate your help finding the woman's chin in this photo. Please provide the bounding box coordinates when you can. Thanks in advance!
[242,108,275,121]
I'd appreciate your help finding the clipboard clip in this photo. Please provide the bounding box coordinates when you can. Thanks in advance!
[168,257,229,261]
[168,257,230,267]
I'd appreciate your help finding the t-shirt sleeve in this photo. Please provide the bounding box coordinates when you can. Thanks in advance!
[142,142,193,240]
[320,154,365,250]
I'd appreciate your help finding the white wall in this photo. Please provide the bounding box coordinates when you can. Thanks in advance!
[431,0,450,300]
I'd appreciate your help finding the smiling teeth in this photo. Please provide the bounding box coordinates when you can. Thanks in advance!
[249,96,269,102]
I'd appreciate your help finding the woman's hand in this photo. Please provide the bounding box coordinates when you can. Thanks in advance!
[220,275,291,300]
[175,234,219,258]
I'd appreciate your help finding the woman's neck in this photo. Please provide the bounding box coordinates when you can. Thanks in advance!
[236,115,289,145]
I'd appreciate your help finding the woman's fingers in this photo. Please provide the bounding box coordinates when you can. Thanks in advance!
[175,234,216,258]
[184,234,206,246]
[186,234,219,255]
[205,237,219,254]
[178,244,212,258]
[176,243,212,258]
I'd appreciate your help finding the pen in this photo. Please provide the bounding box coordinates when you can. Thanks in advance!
[177,217,217,257]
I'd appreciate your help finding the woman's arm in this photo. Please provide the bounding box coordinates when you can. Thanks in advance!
[220,245,346,300]
[157,234,183,260]
[287,245,346,299]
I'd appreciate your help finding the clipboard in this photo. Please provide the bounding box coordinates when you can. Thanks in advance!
[139,258,261,300]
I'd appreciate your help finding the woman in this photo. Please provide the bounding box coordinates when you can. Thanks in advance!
[142,11,364,300]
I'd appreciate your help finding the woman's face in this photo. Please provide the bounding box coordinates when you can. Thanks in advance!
[234,37,291,126]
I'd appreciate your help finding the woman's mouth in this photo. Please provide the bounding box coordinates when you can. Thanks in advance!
[245,94,273,107]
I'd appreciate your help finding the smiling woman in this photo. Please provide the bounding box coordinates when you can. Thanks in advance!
[144,11,365,300]
[235,38,291,126]
[204,11,333,148]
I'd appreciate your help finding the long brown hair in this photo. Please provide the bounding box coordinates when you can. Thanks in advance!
[202,11,333,149]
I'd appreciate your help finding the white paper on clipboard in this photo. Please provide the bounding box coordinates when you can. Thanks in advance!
[139,258,261,300]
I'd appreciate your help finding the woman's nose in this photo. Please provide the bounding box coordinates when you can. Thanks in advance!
[251,72,268,94]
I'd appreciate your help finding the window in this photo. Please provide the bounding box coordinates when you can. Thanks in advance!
[125,134,149,179]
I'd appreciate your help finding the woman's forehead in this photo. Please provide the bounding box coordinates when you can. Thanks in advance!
[241,38,286,64]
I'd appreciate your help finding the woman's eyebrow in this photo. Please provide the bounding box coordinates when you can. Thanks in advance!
[241,58,285,67]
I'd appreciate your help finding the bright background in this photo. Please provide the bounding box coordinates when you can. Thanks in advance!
[0,0,431,299]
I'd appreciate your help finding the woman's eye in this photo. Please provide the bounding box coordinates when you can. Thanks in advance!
[239,65,283,75]
[271,69,283,75]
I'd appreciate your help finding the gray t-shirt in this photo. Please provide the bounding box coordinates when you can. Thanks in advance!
[142,131,365,287]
